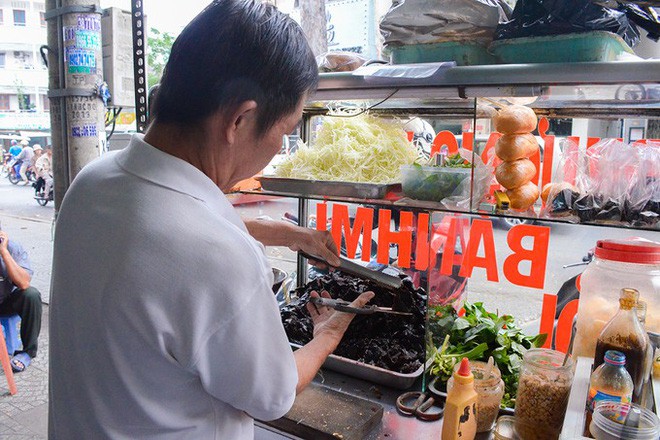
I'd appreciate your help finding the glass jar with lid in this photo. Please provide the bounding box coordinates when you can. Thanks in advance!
[514,348,574,440]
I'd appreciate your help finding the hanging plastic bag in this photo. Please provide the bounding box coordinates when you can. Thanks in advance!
[541,138,583,222]
[380,0,511,46]
[624,142,660,227]
[441,148,494,211]
[574,139,637,223]
[494,0,641,47]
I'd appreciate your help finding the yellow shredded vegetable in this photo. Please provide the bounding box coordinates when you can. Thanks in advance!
[275,113,418,183]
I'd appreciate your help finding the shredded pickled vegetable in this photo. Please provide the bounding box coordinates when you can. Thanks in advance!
[275,113,419,183]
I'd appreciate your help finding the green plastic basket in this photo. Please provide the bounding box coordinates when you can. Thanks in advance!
[390,41,497,66]
[489,31,635,64]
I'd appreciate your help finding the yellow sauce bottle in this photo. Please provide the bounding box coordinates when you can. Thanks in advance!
[442,357,478,440]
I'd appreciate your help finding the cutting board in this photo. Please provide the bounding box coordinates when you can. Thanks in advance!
[263,384,384,440]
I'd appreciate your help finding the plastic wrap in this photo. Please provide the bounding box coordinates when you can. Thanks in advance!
[317,51,367,72]
[442,148,494,211]
[542,139,660,228]
[380,0,511,46]
[624,142,660,227]
[494,0,641,47]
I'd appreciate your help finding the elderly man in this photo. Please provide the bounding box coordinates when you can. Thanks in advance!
[49,1,372,439]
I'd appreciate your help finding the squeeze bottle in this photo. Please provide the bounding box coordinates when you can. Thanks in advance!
[442,357,478,440]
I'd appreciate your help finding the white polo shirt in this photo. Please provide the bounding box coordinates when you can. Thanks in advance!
[49,135,297,439]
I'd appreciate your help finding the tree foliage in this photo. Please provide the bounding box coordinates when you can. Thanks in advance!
[147,27,175,89]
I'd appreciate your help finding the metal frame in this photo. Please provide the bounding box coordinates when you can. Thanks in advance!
[131,0,148,133]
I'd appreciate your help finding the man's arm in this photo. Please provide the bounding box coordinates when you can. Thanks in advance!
[244,218,341,267]
[293,290,374,393]
[0,232,31,290]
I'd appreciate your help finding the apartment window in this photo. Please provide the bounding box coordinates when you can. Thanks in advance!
[39,11,45,27]
[13,9,25,26]
[0,10,4,25]
[0,53,5,69]
[0,95,10,111]
[41,94,49,112]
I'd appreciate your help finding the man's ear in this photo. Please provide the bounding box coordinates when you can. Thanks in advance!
[225,100,258,145]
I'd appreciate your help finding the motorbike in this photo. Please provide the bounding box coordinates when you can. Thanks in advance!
[33,177,54,206]
[0,152,11,178]
[7,160,37,185]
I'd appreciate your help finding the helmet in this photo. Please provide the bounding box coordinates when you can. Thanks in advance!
[403,117,435,158]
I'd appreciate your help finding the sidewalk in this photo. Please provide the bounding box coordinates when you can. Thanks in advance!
[0,206,53,439]
[0,307,48,439]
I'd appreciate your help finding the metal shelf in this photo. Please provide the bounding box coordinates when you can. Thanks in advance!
[308,61,660,114]
[238,189,660,233]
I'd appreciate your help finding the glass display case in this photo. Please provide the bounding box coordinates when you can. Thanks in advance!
[239,60,660,439]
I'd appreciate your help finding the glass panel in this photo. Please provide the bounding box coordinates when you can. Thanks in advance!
[12,9,25,26]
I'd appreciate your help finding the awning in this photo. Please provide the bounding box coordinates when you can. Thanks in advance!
[19,130,51,139]
[0,134,30,140]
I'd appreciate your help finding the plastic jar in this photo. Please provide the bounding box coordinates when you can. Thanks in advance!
[573,239,660,359]
[514,349,574,440]
[447,360,505,432]
[590,401,660,440]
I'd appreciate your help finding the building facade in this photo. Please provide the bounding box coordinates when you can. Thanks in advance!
[0,0,50,145]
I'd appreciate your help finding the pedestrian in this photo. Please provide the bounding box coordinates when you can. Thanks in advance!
[50,1,373,439]
[0,225,43,372]
[15,140,34,185]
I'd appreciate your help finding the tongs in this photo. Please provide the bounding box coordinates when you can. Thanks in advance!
[309,296,412,316]
[299,251,403,291]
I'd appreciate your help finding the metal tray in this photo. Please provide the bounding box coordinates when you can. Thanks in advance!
[291,343,424,390]
[257,176,401,200]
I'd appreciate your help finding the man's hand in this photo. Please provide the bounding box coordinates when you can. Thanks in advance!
[0,231,8,253]
[306,290,375,346]
[288,228,341,268]
[293,289,375,393]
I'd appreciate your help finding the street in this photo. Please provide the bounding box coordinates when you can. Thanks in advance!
[0,177,54,303]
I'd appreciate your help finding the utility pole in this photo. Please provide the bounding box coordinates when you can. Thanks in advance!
[46,0,106,211]
[300,0,328,56]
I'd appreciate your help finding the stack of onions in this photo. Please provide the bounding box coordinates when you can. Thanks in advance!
[493,105,540,210]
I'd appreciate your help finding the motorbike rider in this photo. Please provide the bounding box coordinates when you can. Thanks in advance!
[14,140,34,185]
[34,145,52,198]
[8,140,22,159]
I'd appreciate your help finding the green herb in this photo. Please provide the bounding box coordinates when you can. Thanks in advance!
[426,302,547,408]
[443,153,472,168]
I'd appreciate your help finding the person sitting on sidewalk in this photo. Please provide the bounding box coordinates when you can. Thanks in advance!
[0,228,42,372]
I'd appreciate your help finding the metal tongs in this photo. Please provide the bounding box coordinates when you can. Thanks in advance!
[309,296,412,316]
[299,251,403,291]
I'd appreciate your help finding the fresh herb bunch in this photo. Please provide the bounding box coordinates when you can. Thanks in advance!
[442,153,472,168]
[427,302,547,408]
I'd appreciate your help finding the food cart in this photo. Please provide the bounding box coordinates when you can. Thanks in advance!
[237,60,660,439]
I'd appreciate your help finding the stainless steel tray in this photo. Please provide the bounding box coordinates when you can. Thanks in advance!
[258,176,401,199]
[291,343,423,390]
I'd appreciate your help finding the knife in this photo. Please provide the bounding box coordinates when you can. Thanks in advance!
[299,251,404,291]
[309,296,412,316]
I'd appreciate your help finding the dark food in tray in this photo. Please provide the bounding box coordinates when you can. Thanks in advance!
[281,271,427,374]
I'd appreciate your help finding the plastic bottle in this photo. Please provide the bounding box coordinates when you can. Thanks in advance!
[573,239,660,359]
[635,301,653,393]
[586,350,634,435]
[442,357,477,440]
[594,288,648,402]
